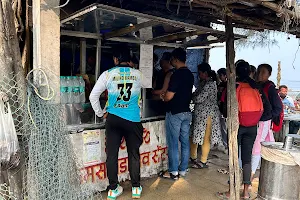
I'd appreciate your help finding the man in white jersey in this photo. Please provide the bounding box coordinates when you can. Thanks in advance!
[90,46,147,200]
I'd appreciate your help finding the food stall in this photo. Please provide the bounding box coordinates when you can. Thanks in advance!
[60,4,234,192]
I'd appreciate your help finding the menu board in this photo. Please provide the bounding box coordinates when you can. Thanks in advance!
[138,18,154,88]
[139,44,153,88]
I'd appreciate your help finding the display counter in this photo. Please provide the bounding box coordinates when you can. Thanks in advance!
[68,116,167,192]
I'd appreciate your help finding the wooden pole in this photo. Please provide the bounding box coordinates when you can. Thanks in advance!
[277,61,281,88]
[225,16,240,200]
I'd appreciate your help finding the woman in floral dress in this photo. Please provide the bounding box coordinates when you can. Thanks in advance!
[190,62,222,168]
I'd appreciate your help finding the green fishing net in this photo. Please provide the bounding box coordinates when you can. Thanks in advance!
[0,70,101,200]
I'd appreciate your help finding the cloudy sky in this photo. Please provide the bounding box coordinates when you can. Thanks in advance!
[209,32,300,91]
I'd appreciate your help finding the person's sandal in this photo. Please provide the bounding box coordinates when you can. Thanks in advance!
[241,192,251,200]
[190,158,209,169]
[217,169,229,175]
[216,192,230,200]
[159,171,179,180]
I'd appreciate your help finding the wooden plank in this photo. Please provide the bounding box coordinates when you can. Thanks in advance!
[61,30,101,39]
[103,20,160,39]
[225,16,240,200]
[146,30,205,44]
[185,38,224,47]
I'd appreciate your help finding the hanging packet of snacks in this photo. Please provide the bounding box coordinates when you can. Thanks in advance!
[0,92,19,165]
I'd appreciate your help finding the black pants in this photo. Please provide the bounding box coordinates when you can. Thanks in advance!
[238,125,257,185]
[289,121,300,134]
[105,114,143,190]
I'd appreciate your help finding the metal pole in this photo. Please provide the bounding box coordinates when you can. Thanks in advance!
[80,22,86,74]
[95,39,101,79]
[142,89,146,118]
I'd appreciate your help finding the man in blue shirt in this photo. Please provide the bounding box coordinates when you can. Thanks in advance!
[279,85,295,113]
[90,46,147,200]
[279,85,300,134]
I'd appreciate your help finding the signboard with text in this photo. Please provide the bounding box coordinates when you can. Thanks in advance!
[70,120,167,192]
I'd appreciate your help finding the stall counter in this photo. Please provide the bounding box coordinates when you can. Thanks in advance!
[69,116,167,192]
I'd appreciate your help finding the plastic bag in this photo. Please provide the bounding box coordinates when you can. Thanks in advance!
[0,98,20,166]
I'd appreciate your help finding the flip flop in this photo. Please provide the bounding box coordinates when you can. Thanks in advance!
[216,192,230,200]
[158,171,179,180]
[217,169,229,175]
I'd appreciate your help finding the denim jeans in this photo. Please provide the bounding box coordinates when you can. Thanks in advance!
[289,121,300,134]
[220,116,228,148]
[165,112,192,173]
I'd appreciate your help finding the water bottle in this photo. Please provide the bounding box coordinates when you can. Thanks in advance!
[78,76,86,103]
[66,76,73,104]
[73,76,81,104]
[60,76,67,104]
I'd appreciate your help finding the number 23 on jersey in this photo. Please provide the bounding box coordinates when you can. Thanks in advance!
[117,83,133,102]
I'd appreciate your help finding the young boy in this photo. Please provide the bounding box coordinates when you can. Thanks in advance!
[251,64,283,178]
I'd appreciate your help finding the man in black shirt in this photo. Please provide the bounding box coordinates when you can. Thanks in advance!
[217,68,228,150]
[160,48,194,179]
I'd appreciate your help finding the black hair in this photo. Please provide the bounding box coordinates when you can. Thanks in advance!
[217,68,227,76]
[198,62,217,82]
[171,48,186,63]
[131,54,139,64]
[153,53,158,62]
[112,45,131,63]
[236,61,259,89]
[250,65,256,73]
[236,61,250,79]
[279,85,288,90]
[235,59,246,66]
[161,52,172,62]
[257,64,272,75]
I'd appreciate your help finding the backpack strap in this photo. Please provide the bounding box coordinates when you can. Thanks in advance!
[220,87,227,103]
[263,81,272,99]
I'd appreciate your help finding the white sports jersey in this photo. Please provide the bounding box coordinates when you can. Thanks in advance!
[90,66,147,122]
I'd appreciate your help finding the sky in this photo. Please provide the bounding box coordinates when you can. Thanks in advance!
[209,32,300,91]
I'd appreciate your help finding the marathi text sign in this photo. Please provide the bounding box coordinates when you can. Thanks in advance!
[70,120,167,192]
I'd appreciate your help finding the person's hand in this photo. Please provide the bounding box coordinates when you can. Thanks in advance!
[103,112,108,119]
[160,92,165,101]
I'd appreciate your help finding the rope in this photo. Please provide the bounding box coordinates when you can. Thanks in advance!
[26,68,55,128]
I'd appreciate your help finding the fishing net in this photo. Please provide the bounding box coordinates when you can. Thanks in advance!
[0,71,26,134]
[0,69,102,200]
[0,184,18,200]
[22,90,98,200]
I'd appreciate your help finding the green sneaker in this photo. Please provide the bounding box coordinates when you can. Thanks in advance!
[132,186,142,199]
[107,185,123,200]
